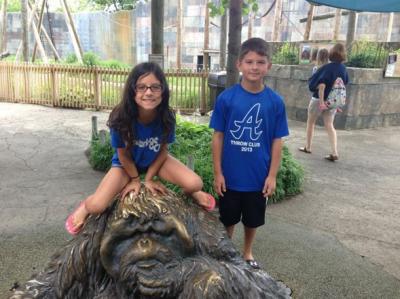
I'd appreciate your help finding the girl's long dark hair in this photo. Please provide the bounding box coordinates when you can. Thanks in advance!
[107,62,175,150]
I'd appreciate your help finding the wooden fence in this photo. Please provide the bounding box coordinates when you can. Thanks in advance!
[0,62,213,113]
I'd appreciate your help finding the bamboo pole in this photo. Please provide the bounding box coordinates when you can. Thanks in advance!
[333,9,342,41]
[272,0,282,42]
[60,0,83,63]
[303,4,314,41]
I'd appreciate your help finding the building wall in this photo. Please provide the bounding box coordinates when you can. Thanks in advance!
[2,0,400,68]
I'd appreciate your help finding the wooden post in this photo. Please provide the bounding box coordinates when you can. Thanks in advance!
[28,0,60,60]
[346,11,358,55]
[32,0,46,62]
[200,71,206,114]
[27,5,48,63]
[21,0,29,62]
[94,67,101,110]
[176,0,182,68]
[333,9,342,41]
[203,0,210,70]
[0,0,7,53]
[272,0,282,42]
[386,12,394,42]
[91,115,98,140]
[247,12,253,39]
[303,4,314,41]
[50,65,59,106]
[60,0,83,63]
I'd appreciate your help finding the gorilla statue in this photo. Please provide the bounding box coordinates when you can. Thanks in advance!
[10,186,291,299]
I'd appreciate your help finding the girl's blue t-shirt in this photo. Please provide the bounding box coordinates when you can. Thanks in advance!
[209,84,289,192]
[110,120,175,168]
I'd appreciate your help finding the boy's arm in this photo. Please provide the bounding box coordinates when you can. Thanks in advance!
[212,131,226,196]
[262,138,283,197]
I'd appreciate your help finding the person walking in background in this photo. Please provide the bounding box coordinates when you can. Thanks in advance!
[65,62,215,235]
[299,43,349,161]
[210,38,289,269]
[312,48,329,74]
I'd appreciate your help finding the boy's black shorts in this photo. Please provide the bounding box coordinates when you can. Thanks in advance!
[218,189,267,228]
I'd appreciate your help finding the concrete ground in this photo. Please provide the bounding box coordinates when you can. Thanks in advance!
[0,102,399,298]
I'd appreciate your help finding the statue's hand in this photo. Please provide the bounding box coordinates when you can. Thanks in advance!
[144,179,167,196]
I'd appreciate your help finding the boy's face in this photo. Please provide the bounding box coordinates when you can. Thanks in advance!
[237,51,271,85]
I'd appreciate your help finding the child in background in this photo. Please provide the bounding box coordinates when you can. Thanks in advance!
[210,38,289,269]
[312,48,329,74]
[66,62,215,235]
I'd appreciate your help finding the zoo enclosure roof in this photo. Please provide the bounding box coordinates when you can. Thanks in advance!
[306,0,400,13]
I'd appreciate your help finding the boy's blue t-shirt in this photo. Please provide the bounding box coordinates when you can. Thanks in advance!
[110,120,175,169]
[210,84,289,192]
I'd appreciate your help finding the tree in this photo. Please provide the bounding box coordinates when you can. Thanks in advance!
[209,0,258,87]
[90,0,139,10]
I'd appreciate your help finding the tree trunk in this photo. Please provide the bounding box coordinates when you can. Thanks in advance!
[151,0,164,55]
[21,0,29,61]
[0,0,7,53]
[176,0,182,68]
[272,0,282,42]
[203,0,210,70]
[226,0,242,87]
[303,4,314,41]
[333,8,341,41]
[219,11,227,69]
[346,11,357,55]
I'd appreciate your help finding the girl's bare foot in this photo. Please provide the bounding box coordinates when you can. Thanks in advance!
[65,201,89,235]
[192,191,216,211]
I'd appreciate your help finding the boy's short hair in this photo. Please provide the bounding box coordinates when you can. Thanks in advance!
[329,43,347,63]
[239,38,271,61]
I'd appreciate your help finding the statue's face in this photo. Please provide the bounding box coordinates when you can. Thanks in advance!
[100,198,195,297]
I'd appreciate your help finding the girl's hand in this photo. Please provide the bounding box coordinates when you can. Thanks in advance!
[319,102,328,111]
[213,173,226,197]
[262,176,276,197]
[121,179,141,199]
[144,179,167,196]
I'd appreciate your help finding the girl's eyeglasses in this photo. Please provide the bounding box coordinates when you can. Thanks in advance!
[135,84,163,93]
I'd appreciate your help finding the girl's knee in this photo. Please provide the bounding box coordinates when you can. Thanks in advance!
[182,175,203,194]
[84,194,110,214]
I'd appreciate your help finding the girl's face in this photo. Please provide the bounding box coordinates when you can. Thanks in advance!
[134,73,163,113]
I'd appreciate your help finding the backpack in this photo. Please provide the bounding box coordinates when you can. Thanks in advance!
[325,77,346,110]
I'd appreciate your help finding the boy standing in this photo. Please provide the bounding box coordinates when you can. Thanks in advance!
[210,38,289,269]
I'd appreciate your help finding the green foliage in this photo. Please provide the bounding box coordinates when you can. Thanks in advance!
[1,0,20,12]
[347,41,388,68]
[90,0,142,10]
[89,132,114,171]
[272,43,299,65]
[88,119,304,203]
[82,51,101,67]
[100,59,131,69]
[208,0,257,17]
[64,53,78,64]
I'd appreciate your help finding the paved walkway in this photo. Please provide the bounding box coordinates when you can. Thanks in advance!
[0,102,399,298]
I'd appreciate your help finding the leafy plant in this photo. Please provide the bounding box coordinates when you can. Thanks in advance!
[347,41,388,68]
[82,51,101,67]
[88,119,304,203]
[272,43,299,65]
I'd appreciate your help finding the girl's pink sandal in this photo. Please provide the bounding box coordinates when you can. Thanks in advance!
[65,201,86,235]
[204,193,216,212]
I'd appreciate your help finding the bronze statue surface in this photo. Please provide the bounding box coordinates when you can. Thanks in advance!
[10,187,291,299]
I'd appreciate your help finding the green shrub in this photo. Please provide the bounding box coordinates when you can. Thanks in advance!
[272,43,299,65]
[100,59,131,69]
[82,51,101,67]
[64,53,78,64]
[88,119,304,202]
[89,133,114,171]
[347,41,388,68]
